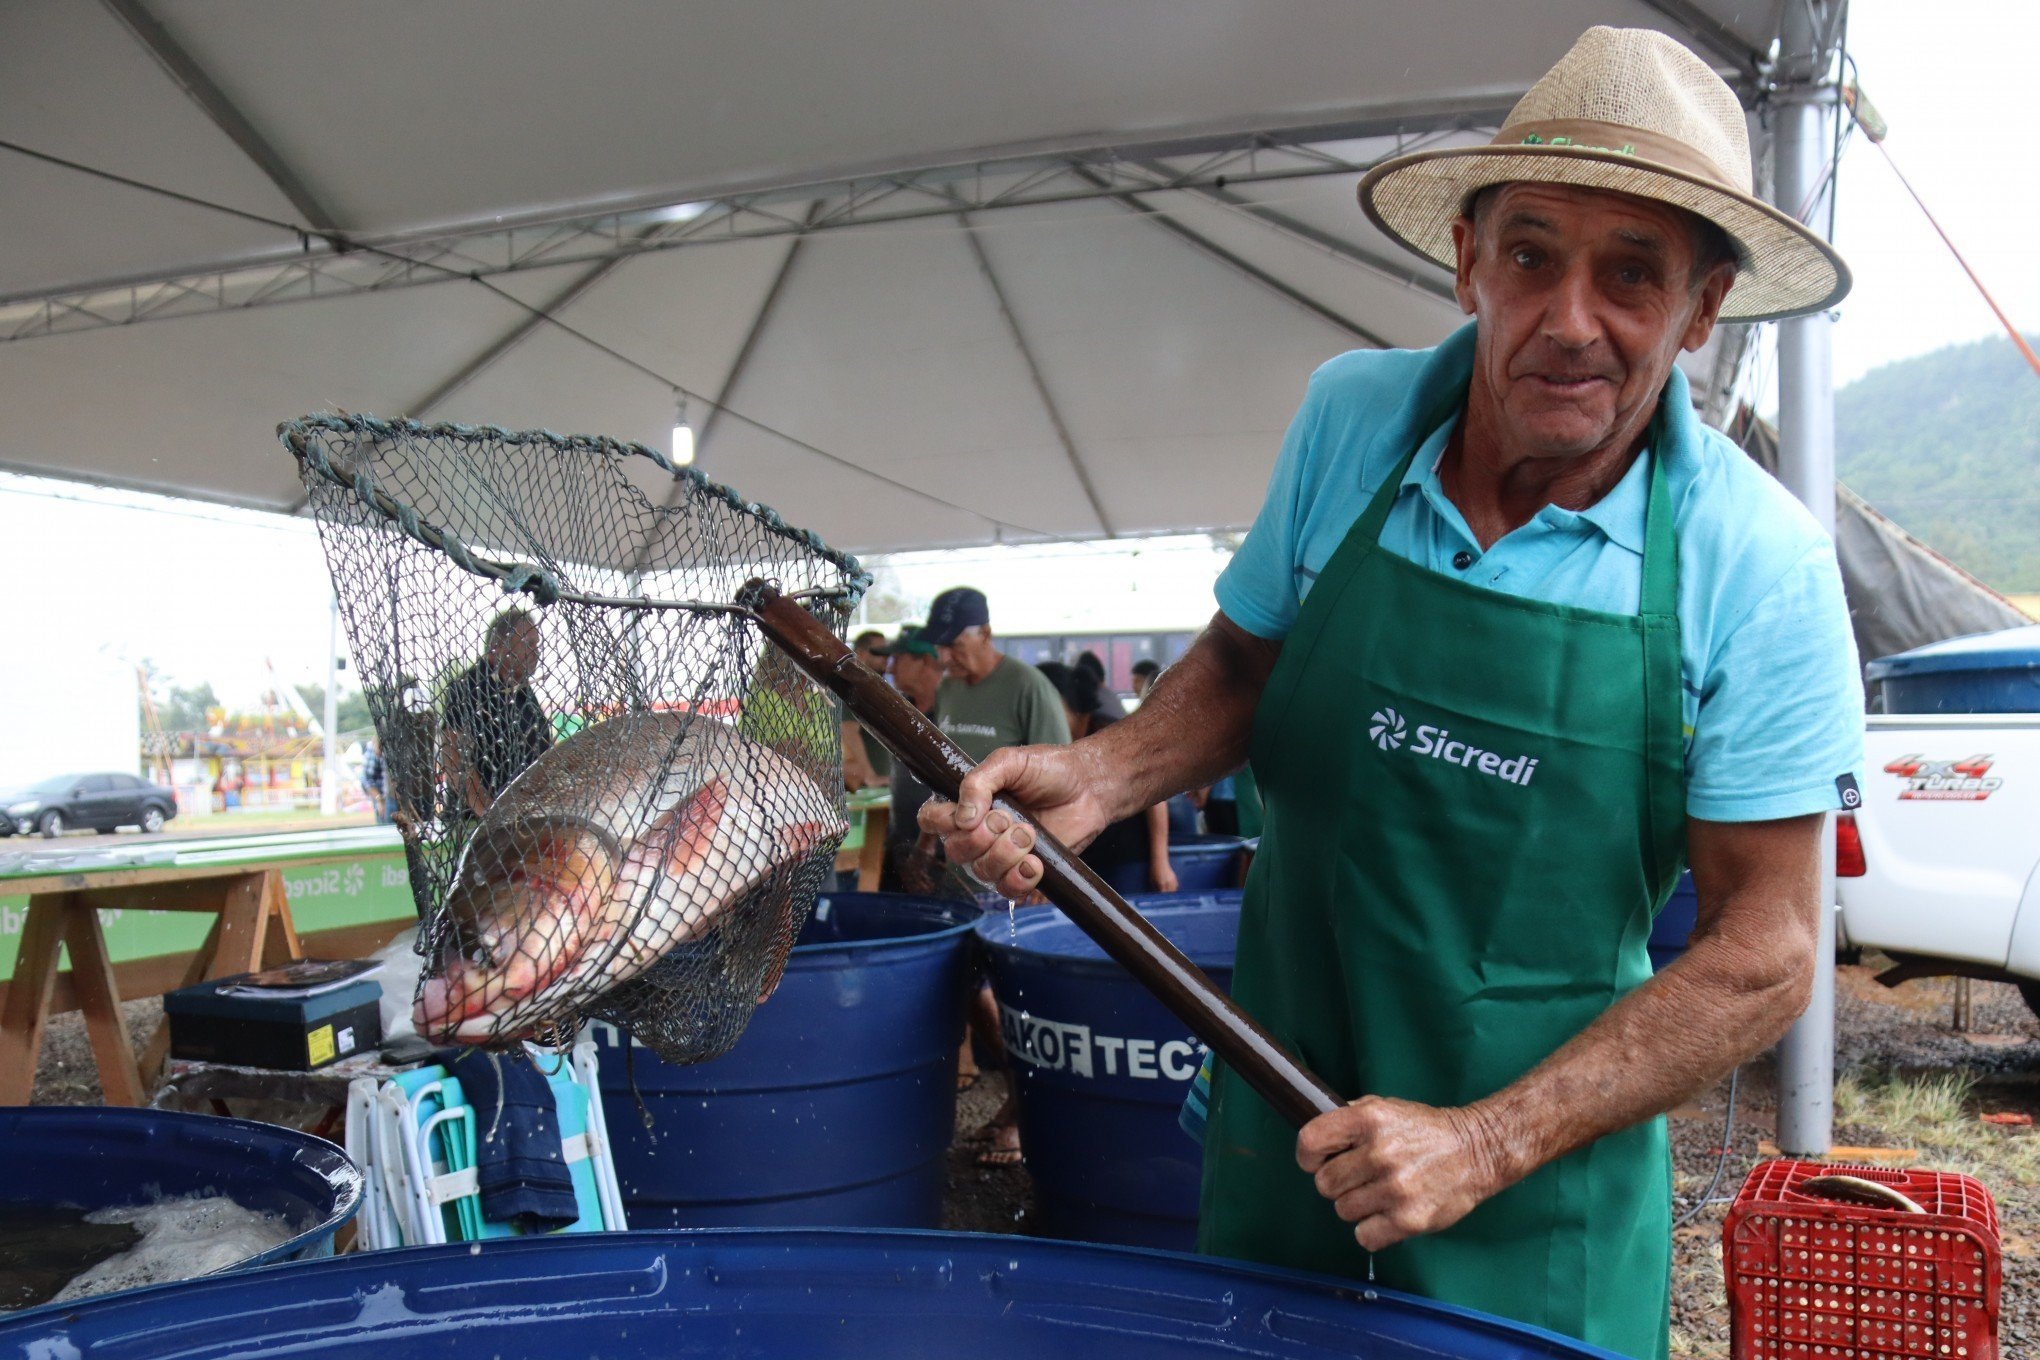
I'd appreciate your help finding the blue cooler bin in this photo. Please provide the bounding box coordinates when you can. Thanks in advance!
[1648,872,1699,972]
[979,891,1241,1251]
[1867,624,2040,713]
[0,1230,1629,1360]
[1100,834,1247,895]
[0,1106,361,1314]
[593,892,977,1229]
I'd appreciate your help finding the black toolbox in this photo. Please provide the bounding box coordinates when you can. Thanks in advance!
[164,973,382,1070]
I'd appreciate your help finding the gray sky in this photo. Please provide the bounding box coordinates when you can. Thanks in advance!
[2,0,2033,700]
[1827,0,2040,386]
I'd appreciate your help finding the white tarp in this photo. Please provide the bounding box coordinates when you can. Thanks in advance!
[0,0,1788,553]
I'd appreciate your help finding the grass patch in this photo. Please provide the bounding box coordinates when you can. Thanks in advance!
[1835,1067,2040,1188]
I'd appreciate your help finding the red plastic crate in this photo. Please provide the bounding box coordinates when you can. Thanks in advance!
[1723,1159,2000,1360]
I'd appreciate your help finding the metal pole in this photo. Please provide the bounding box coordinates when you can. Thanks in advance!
[1771,1,1842,1158]
[320,595,341,817]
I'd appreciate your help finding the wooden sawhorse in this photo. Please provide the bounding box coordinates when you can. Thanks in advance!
[0,864,303,1106]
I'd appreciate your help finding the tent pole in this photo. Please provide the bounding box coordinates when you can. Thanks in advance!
[1770,0,1844,1159]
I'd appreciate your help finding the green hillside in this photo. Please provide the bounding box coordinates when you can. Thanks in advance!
[1836,332,2040,591]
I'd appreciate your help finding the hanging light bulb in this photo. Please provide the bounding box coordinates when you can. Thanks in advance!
[671,391,696,467]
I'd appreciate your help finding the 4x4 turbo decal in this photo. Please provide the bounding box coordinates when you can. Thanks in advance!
[1882,753,2003,801]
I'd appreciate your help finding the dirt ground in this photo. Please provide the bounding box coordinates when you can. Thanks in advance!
[1664,961,2040,1357]
[941,1070,1037,1236]
[31,957,2038,1354]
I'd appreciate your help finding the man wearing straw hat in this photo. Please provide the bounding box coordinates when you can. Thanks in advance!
[925,27,1862,1357]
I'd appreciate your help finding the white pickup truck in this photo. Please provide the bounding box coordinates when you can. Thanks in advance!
[1837,712,2040,1015]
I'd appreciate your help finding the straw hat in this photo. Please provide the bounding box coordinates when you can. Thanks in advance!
[1357,26,1850,323]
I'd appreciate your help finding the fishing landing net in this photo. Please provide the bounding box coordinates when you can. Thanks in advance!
[283,415,867,1065]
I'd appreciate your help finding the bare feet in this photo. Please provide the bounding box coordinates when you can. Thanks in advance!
[957,1030,980,1091]
[975,1119,1023,1168]
[971,1091,1023,1166]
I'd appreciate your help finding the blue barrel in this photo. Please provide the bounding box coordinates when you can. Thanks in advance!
[978,891,1240,1250]
[1648,872,1699,972]
[0,1229,1626,1359]
[1867,625,2040,713]
[0,1107,360,1312]
[1100,833,1246,895]
[594,892,976,1228]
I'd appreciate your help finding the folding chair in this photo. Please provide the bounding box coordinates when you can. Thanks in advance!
[345,1040,625,1248]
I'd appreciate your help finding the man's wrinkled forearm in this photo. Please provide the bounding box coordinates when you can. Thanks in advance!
[1465,911,1815,1191]
[1082,613,1276,822]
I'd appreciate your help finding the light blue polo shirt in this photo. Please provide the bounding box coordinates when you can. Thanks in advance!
[1217,323,1864,824]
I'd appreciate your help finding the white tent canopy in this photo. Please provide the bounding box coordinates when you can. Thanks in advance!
[0,0,1798,554]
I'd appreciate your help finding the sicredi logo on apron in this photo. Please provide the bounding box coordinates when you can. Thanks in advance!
[1368,707,1540,786]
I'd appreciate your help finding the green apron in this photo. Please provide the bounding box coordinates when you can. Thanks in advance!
[1197,414,1687,1359]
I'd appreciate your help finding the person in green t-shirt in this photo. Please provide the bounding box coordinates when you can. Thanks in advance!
[926,599,1069,763]
[923,586,1070,1167]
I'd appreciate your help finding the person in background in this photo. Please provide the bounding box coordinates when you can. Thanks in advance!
[442,609,550,820]
[924,585,1070,1164]
[361,739,390,824]
[1073,650,1126,720]
[874,624,945,893]
[1129,658,1161,703]
[381,679,443,918]
[1039,663,1177,894]
[927,587,1070,770]
[384,677,440,830]
[839,629,892,792]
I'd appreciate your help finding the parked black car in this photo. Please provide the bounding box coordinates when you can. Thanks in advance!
[2,773,178,838]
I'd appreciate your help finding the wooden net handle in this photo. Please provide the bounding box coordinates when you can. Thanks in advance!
[740,579,1344,1130]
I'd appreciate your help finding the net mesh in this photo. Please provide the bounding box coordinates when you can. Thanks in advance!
[283,414,866,1065]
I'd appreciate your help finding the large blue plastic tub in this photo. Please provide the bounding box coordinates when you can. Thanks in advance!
[1867,624,2040,713]
[0,1106,360,1310]
[1101,834,1246,894]
[0,1229,1625,1358]
[593,891,977,1229]
[1648,872,1699,972]
[979,891,1240,1251]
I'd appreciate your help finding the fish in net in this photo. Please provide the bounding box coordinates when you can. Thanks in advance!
[282,415,865,1065]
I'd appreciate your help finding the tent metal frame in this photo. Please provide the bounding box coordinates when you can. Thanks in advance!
[17,0,1786,343]
[0,109,1515,341]
[96,0,344,236]
[961,214,1114,537]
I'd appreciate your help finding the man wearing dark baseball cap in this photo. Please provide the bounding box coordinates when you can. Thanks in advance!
[919,586,1067,766]
[920,587,1068,1165]
[919,586,989,647]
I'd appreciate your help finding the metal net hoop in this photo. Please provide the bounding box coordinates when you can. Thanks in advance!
[284,414,867,1065]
